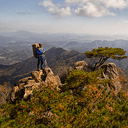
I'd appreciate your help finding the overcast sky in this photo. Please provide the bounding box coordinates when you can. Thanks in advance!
[1,0,128,35]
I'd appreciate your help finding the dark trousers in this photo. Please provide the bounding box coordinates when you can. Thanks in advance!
[37,55,44,69]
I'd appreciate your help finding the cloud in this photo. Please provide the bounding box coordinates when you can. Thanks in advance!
[65,0,128,9]
[65,0,89,4]
[74,2,115,17]
[39,0,128,18]
[39,0,54,7]
[47,6,71,17]
[123,20,128,23]
[39,0,71,17]
[17,11,30,15]
[101,0,128,10]
[117,20,128,25]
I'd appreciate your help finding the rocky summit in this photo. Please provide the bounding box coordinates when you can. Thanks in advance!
[7,67,61,103]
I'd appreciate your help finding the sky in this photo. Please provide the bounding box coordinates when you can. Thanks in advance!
[1,0,128,35]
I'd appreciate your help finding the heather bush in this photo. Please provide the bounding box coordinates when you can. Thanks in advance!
[0,69,128,127]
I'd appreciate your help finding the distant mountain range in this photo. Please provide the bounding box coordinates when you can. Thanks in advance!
[1,30,128,41]
[0,30,39,39]
[63,40,128,52]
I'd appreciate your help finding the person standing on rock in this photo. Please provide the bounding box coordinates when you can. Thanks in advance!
[36,43,45,71]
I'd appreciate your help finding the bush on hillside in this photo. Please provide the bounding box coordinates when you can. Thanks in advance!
[0,69,128,127]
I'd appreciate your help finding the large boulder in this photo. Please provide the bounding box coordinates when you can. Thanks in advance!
[8,68,61,103]
[101,63,122,93]
[74,61,88,71]
[44,68,61,90]
[59,66,74,84]
[74,61,88,68]
[74,61,92,72]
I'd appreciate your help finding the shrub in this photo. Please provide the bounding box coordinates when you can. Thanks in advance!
[0,70,128,127]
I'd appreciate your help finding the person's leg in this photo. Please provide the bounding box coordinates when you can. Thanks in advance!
[37,57,41,71]
[41,56,44,69]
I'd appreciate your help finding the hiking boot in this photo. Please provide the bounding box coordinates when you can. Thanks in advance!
[41,67,45,73]
[41,67,44,70]
[37,67,40,71]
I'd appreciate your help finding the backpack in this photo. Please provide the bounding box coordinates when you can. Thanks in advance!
[32,44,39,58]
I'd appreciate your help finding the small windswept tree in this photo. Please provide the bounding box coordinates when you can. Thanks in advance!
[85,47,127,71]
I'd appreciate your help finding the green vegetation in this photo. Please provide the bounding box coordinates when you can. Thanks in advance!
[85,47,127,71]
[0,69,128,127]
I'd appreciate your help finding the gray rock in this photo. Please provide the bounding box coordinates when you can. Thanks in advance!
[19,77,32,83]
[101,63,121,93]
[59,66,74,84]
[45,73,60,91]
[76,66,84,71]
[18,83,25,89]
[55,75,62,87]
[74,61,88,69]
[23,84,33,100]
[14,77,32,87]
[44,68,54,76]
[26,80,36,85]
[8,67,61,103]
[31,70,44,82]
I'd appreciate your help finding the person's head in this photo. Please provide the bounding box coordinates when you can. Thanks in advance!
[39,43,43,48]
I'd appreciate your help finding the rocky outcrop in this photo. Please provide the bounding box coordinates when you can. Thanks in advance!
[101,63,122,93]
[74,61,88,71]
[74,61,93,72]
[59,67,74,84]
[8,68,61,103]
[74,61,123,93]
